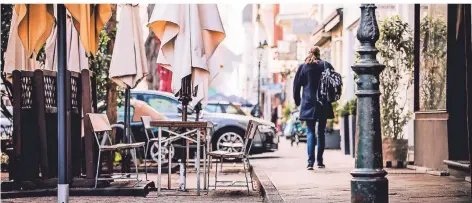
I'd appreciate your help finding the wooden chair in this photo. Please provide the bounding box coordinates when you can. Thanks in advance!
[207,120,260,194]
[87,113,146,188]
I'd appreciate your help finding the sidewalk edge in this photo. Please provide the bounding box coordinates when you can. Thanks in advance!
[250,165,284,203]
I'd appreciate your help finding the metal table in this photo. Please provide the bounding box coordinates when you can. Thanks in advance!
[150,120,213,196]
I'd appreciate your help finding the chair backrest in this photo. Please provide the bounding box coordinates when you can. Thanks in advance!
[243,120,261,154]
[141,116,154,141]
[87,113,112,132]
[87,113,113,148]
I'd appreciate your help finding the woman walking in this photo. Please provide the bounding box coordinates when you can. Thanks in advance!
[293,46,335,170]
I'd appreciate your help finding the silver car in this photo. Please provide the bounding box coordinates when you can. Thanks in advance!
[118,90,278,159]
[0,106,13,139]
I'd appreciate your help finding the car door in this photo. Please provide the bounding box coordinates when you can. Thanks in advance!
[205,104,223,113]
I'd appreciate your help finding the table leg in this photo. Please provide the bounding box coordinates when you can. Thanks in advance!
[185,140,189,190]
[168,142,171,190]
[196,129,201,196]
[203,144,207,190]
[158,128,162,195]
[206,131,212,190]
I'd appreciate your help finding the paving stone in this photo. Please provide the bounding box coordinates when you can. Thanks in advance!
[3,165,262,202]
[251,139,472,203]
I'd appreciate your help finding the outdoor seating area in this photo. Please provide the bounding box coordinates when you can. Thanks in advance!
[0,67,259,195]
[0,67,259,196]
[0,3,261,200]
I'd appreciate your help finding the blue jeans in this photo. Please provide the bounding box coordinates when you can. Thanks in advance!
[306,119,327,165]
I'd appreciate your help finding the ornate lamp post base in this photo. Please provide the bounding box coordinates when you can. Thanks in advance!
[351,174,388,202]
[351,4,389,203]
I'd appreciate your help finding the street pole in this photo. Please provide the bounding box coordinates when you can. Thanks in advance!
[257,59,261,118]
[57,4,69,203]
[350,4,388,203]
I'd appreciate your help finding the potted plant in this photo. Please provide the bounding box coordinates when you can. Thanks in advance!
[377,16,414,168]
[325,102,341,149]
[337,102,350,154]
[347,99,357,158]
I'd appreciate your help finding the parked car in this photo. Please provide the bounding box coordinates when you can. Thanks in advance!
[205,101,247,116]
[0,106,13,139]
[117,90,278,161]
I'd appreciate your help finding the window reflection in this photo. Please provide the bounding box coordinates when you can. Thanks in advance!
[419,4,448,111]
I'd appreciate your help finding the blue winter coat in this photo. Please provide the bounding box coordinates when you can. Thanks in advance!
[293,61,335,121]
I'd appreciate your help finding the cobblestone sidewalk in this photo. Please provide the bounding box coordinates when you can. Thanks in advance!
[251,138,472,203]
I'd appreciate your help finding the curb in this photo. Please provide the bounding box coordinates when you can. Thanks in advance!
[250,165,284,203]
[406,165,450,176]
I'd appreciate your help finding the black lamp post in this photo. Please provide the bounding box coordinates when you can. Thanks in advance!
[350,4,388,203]
[255,40,268,118]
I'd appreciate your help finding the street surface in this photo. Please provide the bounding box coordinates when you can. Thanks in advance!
[3,163,262,203]
[4,137,472,202]
[251,138,472,203]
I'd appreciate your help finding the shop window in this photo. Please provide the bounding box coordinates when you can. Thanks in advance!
[418,4,448,111]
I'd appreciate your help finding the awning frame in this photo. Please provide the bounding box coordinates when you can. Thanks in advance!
[311,8,343,46]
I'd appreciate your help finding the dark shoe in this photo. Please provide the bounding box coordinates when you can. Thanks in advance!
[317,163,325,168]
[307,164,314,170]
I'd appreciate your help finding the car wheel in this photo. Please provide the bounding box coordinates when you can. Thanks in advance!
[150,142,175,163]
[213,128,245,154]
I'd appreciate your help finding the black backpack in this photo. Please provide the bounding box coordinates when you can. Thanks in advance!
[317,61,343,104]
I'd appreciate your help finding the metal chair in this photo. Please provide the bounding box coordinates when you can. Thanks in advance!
[207,120,260,194]
[87,113,146,188]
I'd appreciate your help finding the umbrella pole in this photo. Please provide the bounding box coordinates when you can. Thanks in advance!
[123,86,132,172]
[124,87,131,144]
[195,102,202,122]
[57,4,69,203]
[178,75,192,191]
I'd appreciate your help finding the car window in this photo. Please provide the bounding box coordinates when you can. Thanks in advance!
[223,104,245,115]
[205,104,222,113]
[143,94,179,113]
[117,106,135,122]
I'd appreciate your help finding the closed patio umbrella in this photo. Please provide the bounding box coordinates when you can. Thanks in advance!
[64,4,112,56]
[148,4,225,191]
[15,4,55,58]
[109,4,149,171]
[4,4,54,73]
[44,10,88,73]
[109,4,148,88]
[147,4,226,108]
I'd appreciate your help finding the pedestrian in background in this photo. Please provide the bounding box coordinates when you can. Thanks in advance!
[293,46,335,170]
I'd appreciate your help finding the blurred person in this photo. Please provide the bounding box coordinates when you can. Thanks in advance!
[293,46,335,170]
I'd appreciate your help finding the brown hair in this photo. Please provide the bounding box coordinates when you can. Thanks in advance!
[305,46,321,64]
